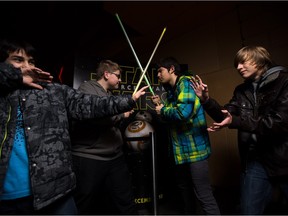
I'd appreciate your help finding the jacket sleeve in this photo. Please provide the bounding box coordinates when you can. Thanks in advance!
[77,81,125,126]
[161,78,196,122]
[202,83,247,123]
[229,78,288,135]
[61,84,136,120]
[0,62,23,93]
[202,98,226,122]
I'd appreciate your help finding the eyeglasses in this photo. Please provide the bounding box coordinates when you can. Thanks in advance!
[110,72,121,79]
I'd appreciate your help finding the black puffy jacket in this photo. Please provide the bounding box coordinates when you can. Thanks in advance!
[203,66,288,177]
[0,63,136,210]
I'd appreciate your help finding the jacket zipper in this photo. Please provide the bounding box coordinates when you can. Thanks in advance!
[0,105,12,158]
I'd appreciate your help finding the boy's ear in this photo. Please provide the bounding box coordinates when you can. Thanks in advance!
[169,65,175,74]
[103,70,110,80]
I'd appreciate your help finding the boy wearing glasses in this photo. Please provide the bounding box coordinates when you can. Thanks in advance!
[71,60,136,214]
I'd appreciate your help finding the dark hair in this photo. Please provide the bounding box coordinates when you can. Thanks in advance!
[156,57,181,75]
[0,38,37,62]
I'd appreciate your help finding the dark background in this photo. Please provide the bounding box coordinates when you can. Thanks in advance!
[1,1,279,85]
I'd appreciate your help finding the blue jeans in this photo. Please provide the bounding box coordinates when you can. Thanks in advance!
[0,194,77,215]
[37,194,78,215]
[240,160,288,214]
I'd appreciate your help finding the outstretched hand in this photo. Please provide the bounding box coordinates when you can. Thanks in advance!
[22,67,53,90]
[124,109,134,118]
[207,110,232,132]
[190,75,209,103]
[132,86,149,101]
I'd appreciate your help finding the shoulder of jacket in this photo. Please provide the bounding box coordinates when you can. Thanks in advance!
[79,80,100,89]
[177,76,191,85]
[235,82,249,90]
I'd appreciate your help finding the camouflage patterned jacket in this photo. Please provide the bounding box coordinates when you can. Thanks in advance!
[0,63,136,210]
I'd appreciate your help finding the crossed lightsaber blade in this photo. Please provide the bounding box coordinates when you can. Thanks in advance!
[115,13,166,96]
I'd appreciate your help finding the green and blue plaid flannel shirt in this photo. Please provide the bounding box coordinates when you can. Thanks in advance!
[161,75,211,164]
